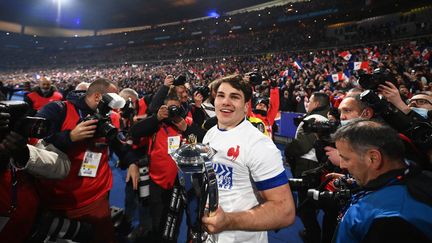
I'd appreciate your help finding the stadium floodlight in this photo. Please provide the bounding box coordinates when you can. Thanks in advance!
[53,0,71,25]
[208,11,220,18]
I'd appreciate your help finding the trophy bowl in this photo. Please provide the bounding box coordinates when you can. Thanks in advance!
[171,143,216,173]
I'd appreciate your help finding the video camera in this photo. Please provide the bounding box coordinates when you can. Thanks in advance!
[0,101,49,139]
[358,68,398,91]
[302,118,340,138]
[83,93,125,141]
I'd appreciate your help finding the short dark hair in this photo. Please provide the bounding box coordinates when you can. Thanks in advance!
[164,93,180,104]
[345,94,370,112]
[86,78,114,96]
[213,74,252,102]
[333,119,405,162]
[312,92,330,108]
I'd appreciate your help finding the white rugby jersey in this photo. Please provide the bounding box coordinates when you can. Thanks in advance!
[203,119,288,243]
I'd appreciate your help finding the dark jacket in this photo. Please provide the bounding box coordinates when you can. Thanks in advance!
[284,105,330,177]
[333,168,432,243]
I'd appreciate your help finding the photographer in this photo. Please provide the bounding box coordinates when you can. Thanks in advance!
[378,81,431,120]
[118,87,152,240]
[129,93,200,243]
[0,111,75,242]
[147,74,206,141]
[147,75,190,118]
[285,92,335,243]
[324,94,375,167]
[35,78,141,243]
[119,88,152,127]
[333,120,432,243]
[201,79,219,118]
[357,70,432,168]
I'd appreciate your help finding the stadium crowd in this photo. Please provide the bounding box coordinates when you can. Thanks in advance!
[1,36,431,110]
[0,1,431,243]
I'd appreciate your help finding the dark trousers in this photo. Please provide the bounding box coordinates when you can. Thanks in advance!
[149,180,177,243]
[58,193,116,243]
[124,181,152,230]
[298,190,339,243]
[298,190,321,243]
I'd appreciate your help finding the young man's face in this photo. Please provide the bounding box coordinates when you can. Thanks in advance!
[215,82,248,130]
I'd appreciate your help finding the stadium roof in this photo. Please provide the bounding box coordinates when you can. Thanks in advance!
[0,0,292,29]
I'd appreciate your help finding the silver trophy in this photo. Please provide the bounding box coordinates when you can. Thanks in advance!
[170,136,218,243]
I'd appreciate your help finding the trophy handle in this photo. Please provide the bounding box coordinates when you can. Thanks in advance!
[204,161,218,213]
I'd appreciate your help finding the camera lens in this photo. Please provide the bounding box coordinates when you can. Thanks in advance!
[99,121,118,140]
[168,105,180,118]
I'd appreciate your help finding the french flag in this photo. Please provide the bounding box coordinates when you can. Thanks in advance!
[293,60,303,70]
[339,51,352,61]
[280,70,289,77]
[368,52,380,63]
[327,72,348,83]
[350,61,369,71]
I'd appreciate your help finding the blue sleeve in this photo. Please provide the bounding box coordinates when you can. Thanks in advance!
[255,171,289,191]
[36,101,72,152]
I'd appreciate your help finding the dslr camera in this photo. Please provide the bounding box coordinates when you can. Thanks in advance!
[194,86,210,101]
[83,93,125,141]
[168,105,182,119]
[173,75,187,86]
[307,176,356,208]
[247,71,263,86]
[0,100,49,139]
[358,68,397,91]
[121,98,136,120]
[288,162,336,192]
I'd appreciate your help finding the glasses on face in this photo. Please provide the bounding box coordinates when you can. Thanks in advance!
[408,99,432,106]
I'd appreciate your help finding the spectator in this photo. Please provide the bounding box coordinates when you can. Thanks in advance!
[24,76,63,115]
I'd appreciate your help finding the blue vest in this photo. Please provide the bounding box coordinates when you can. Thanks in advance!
[334,184,432,243]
